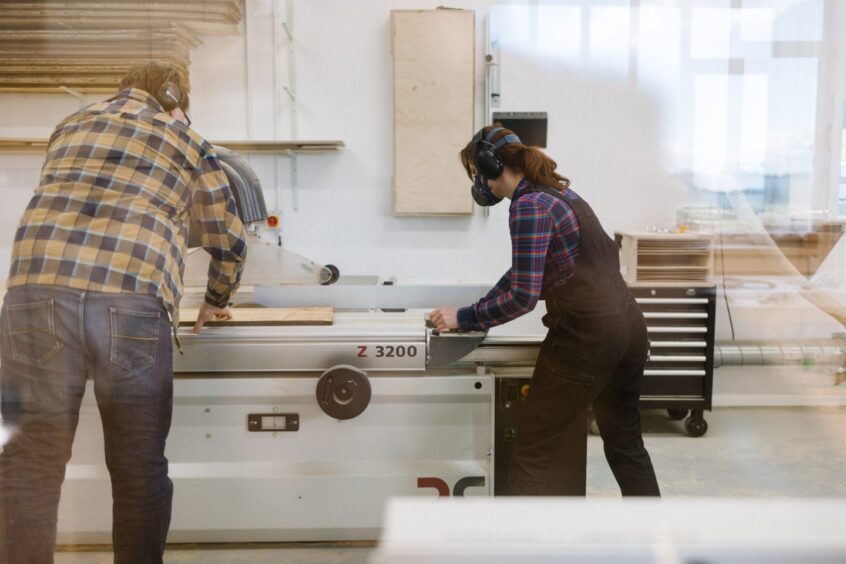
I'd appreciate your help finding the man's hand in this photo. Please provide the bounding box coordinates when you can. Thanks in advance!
[193,302,233,334]
[429,306,459,332]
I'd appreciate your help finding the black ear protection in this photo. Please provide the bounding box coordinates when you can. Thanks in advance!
[472,127,521,179]
[157,70,183,112]
[469,126,522,206]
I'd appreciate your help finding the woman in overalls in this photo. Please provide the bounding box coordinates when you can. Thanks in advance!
[430,125,660,496]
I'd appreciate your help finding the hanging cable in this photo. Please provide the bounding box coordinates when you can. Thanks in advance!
[719,209,736,340]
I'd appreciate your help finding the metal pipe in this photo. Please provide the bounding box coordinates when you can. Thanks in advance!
[714,340,846,368]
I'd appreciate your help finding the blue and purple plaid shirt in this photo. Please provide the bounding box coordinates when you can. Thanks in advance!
[458,180,581,331]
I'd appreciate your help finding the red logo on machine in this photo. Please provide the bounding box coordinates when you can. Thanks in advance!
[417,476,486,497]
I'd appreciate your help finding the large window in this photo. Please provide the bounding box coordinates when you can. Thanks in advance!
[490,0,835,215]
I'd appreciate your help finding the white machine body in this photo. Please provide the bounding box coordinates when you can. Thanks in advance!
[55,307,541,544]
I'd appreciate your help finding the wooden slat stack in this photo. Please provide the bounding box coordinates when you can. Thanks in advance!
[0,1,244,93]
[616,231,715,287]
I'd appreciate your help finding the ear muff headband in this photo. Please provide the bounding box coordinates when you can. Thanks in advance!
[493,134,521,149]
[471,127,484,146]
[473,127,522,179]
[158,70,182,111]
[483,127,504,145]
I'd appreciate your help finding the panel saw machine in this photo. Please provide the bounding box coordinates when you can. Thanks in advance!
[54,148,557,544]
[52,149,797,543]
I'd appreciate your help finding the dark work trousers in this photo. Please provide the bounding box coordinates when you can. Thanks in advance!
[511,299,661,496]
[0,285,174,564]
[508,184,660,497]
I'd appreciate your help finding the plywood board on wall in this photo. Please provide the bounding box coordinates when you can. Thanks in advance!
[392,9,475,215]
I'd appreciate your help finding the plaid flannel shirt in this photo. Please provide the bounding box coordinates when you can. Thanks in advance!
[458,180,581,331]
[7,88,248,323]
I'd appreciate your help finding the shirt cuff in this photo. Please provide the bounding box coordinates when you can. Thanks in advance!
[204,288,231,308]
[457,306,482,331]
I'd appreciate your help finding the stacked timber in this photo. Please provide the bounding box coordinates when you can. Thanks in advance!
[0,1,244,93]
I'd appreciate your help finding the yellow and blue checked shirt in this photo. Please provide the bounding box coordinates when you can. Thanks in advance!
[7,87,248,321]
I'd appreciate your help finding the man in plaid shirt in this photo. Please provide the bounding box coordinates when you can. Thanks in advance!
[0,63,247,563]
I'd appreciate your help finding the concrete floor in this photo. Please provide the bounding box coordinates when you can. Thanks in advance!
[55,406,846,563]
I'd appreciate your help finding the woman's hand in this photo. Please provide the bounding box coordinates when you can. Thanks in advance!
[429,306,459,332]
[193,302,233,334]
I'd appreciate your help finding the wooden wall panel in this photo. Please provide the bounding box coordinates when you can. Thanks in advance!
[392,9,475,215]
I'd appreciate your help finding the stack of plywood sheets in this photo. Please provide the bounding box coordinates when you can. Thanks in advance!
[0,1,243,93]
[392,9,475,215]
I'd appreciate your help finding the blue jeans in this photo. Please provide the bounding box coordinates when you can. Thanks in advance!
[0,285,174,564]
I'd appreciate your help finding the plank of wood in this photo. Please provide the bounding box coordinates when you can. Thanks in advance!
[178,307,334,327]
[213,140,346,153]
[0,28,201,43]
[0,76,140,85]
[0,56,187,65]
[0,86,117,94]
[0,139,49,151]
[392,9,475,215]
[0,1,242,20]
[0,139,345,154]
[0,18,241,36]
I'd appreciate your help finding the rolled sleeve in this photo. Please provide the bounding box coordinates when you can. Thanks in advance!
[190,150,249,307]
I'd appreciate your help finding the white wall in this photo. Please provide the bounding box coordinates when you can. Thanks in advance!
[193,0,514,285]
[2,1,846,403]
[0,0,691,288]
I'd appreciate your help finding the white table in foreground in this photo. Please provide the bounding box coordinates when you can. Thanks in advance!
[371,497,846,563]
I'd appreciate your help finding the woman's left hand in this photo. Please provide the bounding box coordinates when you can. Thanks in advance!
[429,306,459,331]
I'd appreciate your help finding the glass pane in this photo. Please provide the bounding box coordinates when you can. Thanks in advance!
[691,6,732,59]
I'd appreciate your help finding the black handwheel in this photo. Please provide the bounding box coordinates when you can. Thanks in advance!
[322,264,340,285]
[667,408,688,421]
[685,415,708,437]
[316,366,371,420]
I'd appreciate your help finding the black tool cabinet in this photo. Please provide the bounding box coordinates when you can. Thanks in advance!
[632,285,717,437]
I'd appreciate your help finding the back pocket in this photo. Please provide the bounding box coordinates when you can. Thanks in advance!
[7,299,63,366]
[110,307,160,370]
[545,340,596,385]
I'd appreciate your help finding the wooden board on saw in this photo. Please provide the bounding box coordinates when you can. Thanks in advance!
[391,9,475,215]
[178,307,334,327]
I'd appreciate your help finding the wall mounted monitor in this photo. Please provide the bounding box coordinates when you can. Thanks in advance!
[492,111,548,148]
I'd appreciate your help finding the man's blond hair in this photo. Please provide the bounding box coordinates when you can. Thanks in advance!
[119,63,190,112]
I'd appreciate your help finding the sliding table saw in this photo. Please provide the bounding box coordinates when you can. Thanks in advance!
[50,149,719,544]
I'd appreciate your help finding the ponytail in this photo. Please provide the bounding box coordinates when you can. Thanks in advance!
[459,124,571,190]
[520,146,570,190]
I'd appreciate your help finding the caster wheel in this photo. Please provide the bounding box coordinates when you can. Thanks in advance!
[685,416,708,437]
[667,408,688,421]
